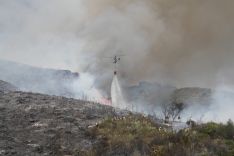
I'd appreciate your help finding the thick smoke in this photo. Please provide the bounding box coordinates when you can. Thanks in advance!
[1,0,234,122]
[1,0,234,88]
[0,59,103,99]
[180,88,234,123]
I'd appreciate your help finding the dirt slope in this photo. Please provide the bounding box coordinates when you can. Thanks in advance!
[0,91,128,156]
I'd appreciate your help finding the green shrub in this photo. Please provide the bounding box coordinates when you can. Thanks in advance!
[197,122,220,138]
[84,116,234,156]
[224,120,234,139]
[86,115,169,155]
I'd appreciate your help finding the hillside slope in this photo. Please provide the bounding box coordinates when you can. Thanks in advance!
[0,80,18,93]
[0,91,233,156]
[0,91,128,156]
[0,59,79,97]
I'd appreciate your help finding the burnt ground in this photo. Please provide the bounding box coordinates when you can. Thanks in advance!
[0,91,129,156]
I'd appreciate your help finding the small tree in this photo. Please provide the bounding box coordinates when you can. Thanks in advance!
[225,119,234,139]
[161,102,184,122]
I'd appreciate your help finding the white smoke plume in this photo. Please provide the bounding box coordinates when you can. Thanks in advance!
[202,86,234,123]
[176,86,234,123]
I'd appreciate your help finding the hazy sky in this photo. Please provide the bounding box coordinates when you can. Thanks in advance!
[1,0,234,88]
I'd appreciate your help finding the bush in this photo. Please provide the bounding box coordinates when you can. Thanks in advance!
[224,120,234,139]
[83,116,234,156]
[86,115,169,155]
[197,122,221,138]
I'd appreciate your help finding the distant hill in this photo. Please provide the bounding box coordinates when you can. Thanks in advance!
[171,87,213,107]
[0,59,79,97]
[124,81,176,113]
[124,82,216,117]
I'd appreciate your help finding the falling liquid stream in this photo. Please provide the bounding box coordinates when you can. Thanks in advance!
[111,75,127,109]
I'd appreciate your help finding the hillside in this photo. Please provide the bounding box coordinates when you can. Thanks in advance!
[0,59,79,97]
[0,80,18,93]
[87,116,234,156]
[0,60,217,114]
[125,82,214,117]
[171,87,213,107]
[124,81,176,113]
[1,91,233,156]
[0,91,129,156]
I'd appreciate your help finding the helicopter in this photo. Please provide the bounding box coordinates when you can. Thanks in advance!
[104,54,125,75]
[113,55,121,64]
[112,55,124,75]
[104,55,124,75]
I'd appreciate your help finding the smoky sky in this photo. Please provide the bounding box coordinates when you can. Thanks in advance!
[1,0,234,89]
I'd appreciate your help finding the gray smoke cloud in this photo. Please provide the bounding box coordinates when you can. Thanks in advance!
[1,0,234,122]
[1,0,234,89]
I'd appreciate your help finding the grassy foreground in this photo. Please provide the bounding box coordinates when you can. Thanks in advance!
[81,115,234,156]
